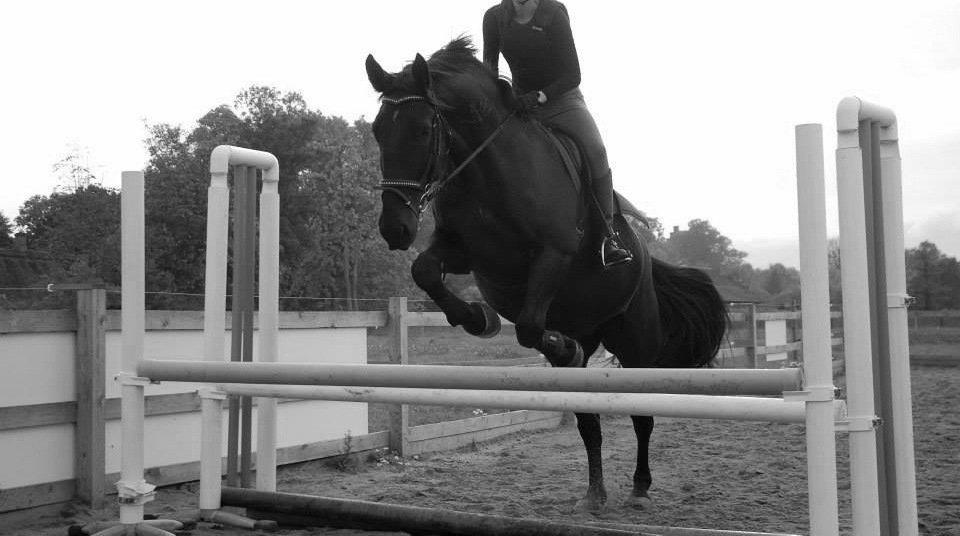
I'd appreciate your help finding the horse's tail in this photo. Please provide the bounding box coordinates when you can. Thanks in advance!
[650,258,728,368]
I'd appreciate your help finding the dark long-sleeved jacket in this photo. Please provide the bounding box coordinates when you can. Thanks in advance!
[482,0,581,101]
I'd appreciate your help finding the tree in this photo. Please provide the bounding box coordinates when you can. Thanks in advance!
[14,185,121,284]
[664,219,749,288]
[827,238,842,305]
[906,241,959,310]
[0,211,13,248]
[53,146,100,192]
[140,86,418,309]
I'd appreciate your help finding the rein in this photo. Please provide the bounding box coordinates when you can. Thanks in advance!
[375,95,515,219]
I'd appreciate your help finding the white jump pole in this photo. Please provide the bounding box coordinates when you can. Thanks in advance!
[200,146,280,519]
[216,384,846,424]
[138,360,803,396]
[795,124,840,536]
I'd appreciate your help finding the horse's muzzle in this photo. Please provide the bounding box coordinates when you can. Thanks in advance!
[379,219,414,251]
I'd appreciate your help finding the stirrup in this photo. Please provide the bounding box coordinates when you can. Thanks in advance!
[601,235,633,268]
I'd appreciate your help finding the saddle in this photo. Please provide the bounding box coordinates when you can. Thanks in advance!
[539,124,586,196]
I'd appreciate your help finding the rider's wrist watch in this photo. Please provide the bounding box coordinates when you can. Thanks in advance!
[537,91,547,104]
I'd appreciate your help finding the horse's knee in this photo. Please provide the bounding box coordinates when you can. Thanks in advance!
[515,323,541,348]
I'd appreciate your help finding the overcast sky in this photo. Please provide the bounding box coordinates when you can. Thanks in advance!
[1,0,957,268]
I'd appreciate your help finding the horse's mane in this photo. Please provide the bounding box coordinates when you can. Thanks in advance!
[392,36,505,118]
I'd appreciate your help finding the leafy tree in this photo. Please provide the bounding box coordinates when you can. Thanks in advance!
[664,219,749,287]
[764,263,791,295]
[140,87,418,309]
[14,185,121,284]
[827,238,842,305]
[293,116,418,308]
[906,241,959,310]
[0,211,13,248]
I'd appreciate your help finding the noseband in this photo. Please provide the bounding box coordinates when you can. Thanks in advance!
[375,95,516,219]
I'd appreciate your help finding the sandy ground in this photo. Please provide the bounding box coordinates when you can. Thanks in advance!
[5,365,958,536]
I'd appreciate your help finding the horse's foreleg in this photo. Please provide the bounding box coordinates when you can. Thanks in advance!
[626,415,655,509]
[411,247,500,337]
[514,247,581,366]
[574,412,607,512]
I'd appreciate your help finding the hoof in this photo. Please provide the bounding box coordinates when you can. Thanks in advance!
[574,496,607,513]
[623,493,654,510]
[463,302,501,338]
[540,331,584,367]
[567,342,585,368]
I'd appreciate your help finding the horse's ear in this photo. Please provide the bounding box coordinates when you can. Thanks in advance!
[412,53,431,95]
[366,54,394,93]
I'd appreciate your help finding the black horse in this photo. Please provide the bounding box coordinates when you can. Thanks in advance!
[366,37,727,511]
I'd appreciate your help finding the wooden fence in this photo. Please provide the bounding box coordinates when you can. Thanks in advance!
[6,294,914,514]
[0,293,560,513]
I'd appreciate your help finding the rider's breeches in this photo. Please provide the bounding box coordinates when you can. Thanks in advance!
[534,88,614,217]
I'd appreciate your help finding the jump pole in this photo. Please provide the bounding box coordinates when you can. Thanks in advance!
[221,487,801,536]
[215,383,845,423]
[138,360,803,396]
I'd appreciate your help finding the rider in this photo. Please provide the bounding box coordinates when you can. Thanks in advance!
[482,0,633,267]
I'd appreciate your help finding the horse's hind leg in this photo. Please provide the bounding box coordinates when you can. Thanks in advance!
[574,412,607,512]
[627,415,655,509]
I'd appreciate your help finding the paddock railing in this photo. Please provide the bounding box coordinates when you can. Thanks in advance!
[0,291,869,514]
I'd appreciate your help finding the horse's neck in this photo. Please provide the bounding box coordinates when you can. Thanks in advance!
[444,117,557,221]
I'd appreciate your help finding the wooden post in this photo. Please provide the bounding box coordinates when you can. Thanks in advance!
[75,286,107,508]
[748,304,760,368]
[386,297,410,456]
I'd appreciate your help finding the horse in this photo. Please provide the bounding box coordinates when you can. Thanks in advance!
[365,37,727,511]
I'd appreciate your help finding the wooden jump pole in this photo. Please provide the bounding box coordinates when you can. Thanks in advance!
[221,488,802,536]
[138,360,803,396]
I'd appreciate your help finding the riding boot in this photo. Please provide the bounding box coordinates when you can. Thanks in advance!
[594,170,633,267]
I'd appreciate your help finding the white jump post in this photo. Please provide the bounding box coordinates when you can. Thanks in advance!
[797,98,919,536]
[199,146,280,524]
[795,123,840,536]
[835,98,918,536]
[90,173,181,536]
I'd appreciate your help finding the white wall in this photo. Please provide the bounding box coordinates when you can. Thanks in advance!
[0,332,76,488]
[0,326,367,489]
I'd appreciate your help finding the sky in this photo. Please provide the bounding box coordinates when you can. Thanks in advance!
[1,0,958,268]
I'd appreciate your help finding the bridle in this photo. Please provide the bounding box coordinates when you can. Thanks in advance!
[374,95,515,219]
